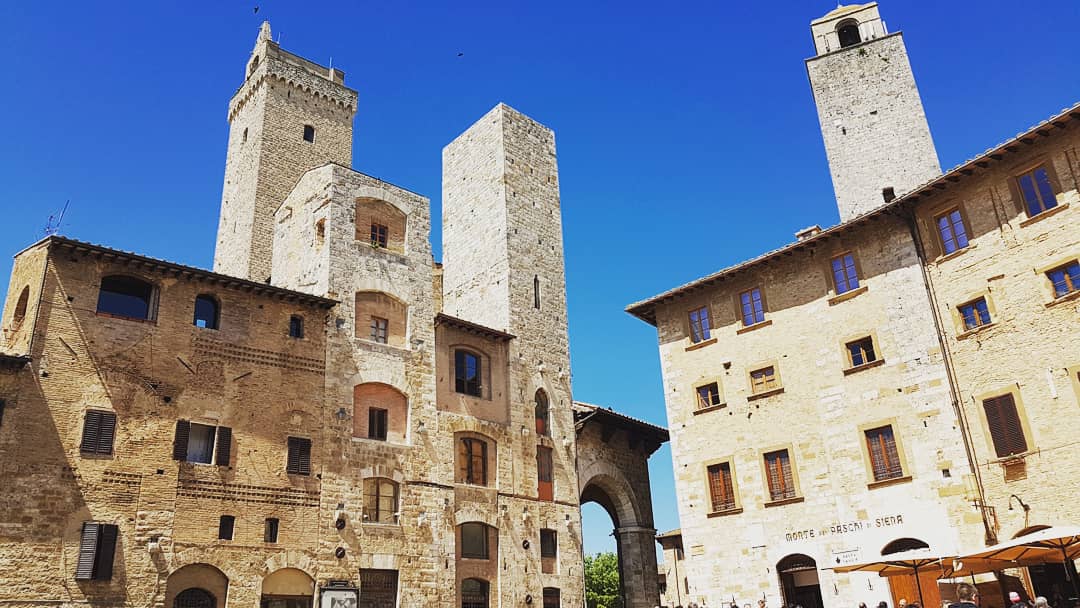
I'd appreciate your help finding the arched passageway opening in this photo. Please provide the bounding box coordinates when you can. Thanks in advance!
[260,568,315,608]
[166,564,228,608]
[777,553,823,608]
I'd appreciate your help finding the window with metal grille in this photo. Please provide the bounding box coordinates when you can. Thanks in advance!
[370,222,388,248]
[706,462,735,512]
[193,295,219,329]
[363,478,399,524]
[457,437,488,485]
[454,349,482,397]
[175,588,214,608]
[865,426,903,481]
[959,298,992,330]
[97,275,154,320]
[1016,166,1058,216]
[750,366,778,394]
[80,410,117,455]
[460,524,490,559]
[688,306,711,343]
[218,515,234,540]
[535,390,550,436]
[845,337,877,368]
[360,569,399,608]
[286,436,312,475]
[264,518,279,543]
[172,421,231,466]
[1047,261,1080,299]
[696,382,722,410]
[370,316,389,344]
[368,408,388,441]
[831,253,860,295]
[739,288,765,326]
[935,208,969,255]
[461,578,489,608]
[764,449,796,501]
[74,522,118,580]
[302,124,315,143]
[537,445,553,501]
[982,393,1028,458]
[288,315,304,338]
[543,588,561,608]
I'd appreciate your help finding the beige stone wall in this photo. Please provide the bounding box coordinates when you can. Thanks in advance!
[0,242,48,354]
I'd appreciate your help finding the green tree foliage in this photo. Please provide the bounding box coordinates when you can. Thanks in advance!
[584,552,623,608]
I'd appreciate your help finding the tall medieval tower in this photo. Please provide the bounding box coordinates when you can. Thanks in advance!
[806,3,941,220]
[213,22,356,281]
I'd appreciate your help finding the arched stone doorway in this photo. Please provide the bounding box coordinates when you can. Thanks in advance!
[261,568,315,608]
[881,537,938,608]
[165,564,229,608]
[575,403,668,608]
[777,553,823,608]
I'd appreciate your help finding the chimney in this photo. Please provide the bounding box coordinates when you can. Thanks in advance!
[795,225,822,241]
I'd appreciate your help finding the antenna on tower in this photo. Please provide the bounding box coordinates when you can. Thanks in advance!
[44,200,70,236]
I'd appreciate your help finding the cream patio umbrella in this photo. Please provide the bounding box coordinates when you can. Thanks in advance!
[957,526,1080,598]
[831,547,948,607]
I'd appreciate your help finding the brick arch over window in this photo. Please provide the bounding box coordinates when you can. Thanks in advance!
[355,291,407,348]
[356,197,407,254]
[165,564,229,608]
[354,383,408,444]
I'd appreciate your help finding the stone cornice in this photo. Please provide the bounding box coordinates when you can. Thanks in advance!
[228,56,358,121]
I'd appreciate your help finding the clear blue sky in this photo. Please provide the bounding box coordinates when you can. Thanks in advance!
[2,1,1078,560]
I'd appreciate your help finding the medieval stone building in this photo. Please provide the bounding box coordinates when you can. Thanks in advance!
[629,3,1080,608]
[0,22,668,608]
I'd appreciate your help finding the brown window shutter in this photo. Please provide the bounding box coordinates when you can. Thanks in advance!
[80,411,102,454]
[299,438,312,475]
[97,412,116,455]
[287,437,311,475]
[94,524,118,580]
[172,420,190,460]
[984,394,1028,457]
[287,437,300,474]
[215,426,232,466]
[457,439,469,482]
[75,522,99,580]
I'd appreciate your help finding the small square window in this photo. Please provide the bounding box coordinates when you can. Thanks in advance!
[845,337,877,368]
[958,298,992,330]
[688,306,711,343]
[370,223,388,248]
[695,382,722,410]
[935,208,969,255]
[289,315,304,338]
[739,288,765,326]
[1016,166,1058,216]
[218,515,235,540]
[750,366,778,394]
[1047,261,1079,299]
[264,518,279,543]
[831,253,860,295]
[370,317,389,344]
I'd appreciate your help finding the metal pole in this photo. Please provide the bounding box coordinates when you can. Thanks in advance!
[915,564,925,608]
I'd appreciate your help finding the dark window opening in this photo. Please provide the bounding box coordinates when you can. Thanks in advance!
[75,522,118,581]
[540,529,557,558]
[454,350,482,397]
[458,437,488,486]
[193,295,219,330]
[534,275,541,309]
[461,578,489,608]
[460,523,490,559]
[242,127,248,143]
[176,588,215,608]
[543,588,561,608]
[80,410,117,456]
[302,124,315,143]
[172,421,231,466]
[286,436,312,475]
[846,337,877,367]
[360,569,399,607]
[0,399,5,428]
[289,315,304,338]
[370,317,389,344]
[218,515,235,540]
[368,408,388,441]
[837,21,861,48]
[315,218,326,245]
[264,518,279,543]
[370,223,388,248]
[535,390,550,436]
[882,187,896,203]
[96,275,154,320]
[936,208,970,255]
[13,286,29,325]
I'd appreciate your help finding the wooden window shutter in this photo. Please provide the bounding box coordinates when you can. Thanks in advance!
[287,437,311,475]
[172,420,190,460]
[75,523,99,580]
[983,394,1028,457]
[80,412,101,454]
[457,439,469,482]
[215,426,232,467]
[97,412,116,455]
[94,524,118,580]
[287,437,301,474]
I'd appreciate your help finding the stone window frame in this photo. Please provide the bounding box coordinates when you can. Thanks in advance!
[745,361,783,400]
[839,330,885,374]
[539,528,558,574]
[362,477,400,525]
[821,248,869,305]
[972,384,1036,464]
[691,377,726,414]
[1035,254,1080,305]
[857,418,913,489]
[702,456,741,516]
[950,289,999,338]
[757,442,804,506]
[932,203,974,260]
[352,382,408,445]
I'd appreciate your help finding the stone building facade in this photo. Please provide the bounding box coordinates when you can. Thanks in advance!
[631,3,1080,608]
[0,21,669,608]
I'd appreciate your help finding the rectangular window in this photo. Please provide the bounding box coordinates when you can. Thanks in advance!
[750,366,778,394]
[359,569,399,608]
[764,450,796,501]
[537,445,554,501]
[288,315,304,338]
[80,410,117,455]
[363,478,399,524]
[1016,166,1058,216]
[865,426,903,482]
[460,522,489,559]
[218,515,235,540]
[935,208,970,255]
[1047,261,1080,299]
[982,394,1029,458]
[172,421,232,466]
[831,253,860,294]
[688,306,711,343]
[541,529,557,574]
[543,588,561,608]
[369,316,389,343]
[458,438,488,486]
[286,436,312,475]
[696,382,722,410]
[959,298,992,330]
[0,399,5,428]
[706,462,735,512]
[454,349,482,397]
[739,288,765,326]
[368,408,388,441]
[74,522,118,581]
[370,223,389,248]
[845,337,878,368]
[264,518,279,543]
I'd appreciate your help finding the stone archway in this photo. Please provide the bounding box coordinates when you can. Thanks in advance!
[574,403,669,608]
[165,564,229,608]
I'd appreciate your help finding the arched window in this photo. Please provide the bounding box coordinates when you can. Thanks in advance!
[97,275,155,320]
[461,578,489,608]
[175,588,215,608]
[454,349,483,397]
[193,295,219,330]
[354,383,408,442]
[302,125,315,143]
[13,286,29,325]
[457,436,489,486]
[881,537,929,555]
[459,525,491,560]
[535,389,550,436]
[837,20,861,48]
[363,478,399,524]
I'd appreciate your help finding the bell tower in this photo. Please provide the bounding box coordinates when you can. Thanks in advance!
[806,3,941,220]
[213,22,357,281]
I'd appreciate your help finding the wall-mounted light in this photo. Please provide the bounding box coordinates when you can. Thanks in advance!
[1008,494,1031,513]
[335,407,348,420]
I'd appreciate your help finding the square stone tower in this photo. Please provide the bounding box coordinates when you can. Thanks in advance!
[213,22,356,282]
[806,3,941,220]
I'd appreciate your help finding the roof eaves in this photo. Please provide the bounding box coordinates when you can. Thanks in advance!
[434,313,516,342]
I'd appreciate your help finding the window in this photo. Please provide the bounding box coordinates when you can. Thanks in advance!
[750,366,779,394]
[288,315,304,338]
[80,410,117,455]
[535,390,550,436]
[461,578,489,608]
[370,316,389,344]
[540,528,558,560]
[264,518,279,543]
[831,253,860,295]
[688,306,711,343]
[935,208,969,255]
[543,588,561,608]
[454,349,482,397]
[882,187,896,203]
[363,478,399,524]
[959,298,992,330]
[983,394,1028,458]
[96,275,154,320]
[764,450,796,501]
[460,523,490,559]
[13,286,28,325]
[172,421,231,466]
[370,222,388,248]
[865,426,903,481]
[696,382,722,410]
[218,515,235,540]
[176,589,214,608]
[845,336,877,368]
[706,462,736,512]
[837,20,861,48]
[74,522,118,581]
[534,275,541,310]
[1016,165,1058,216]
[457,437,488,485]
[368,408,388,441]
[360,569,399,608]
[302,124,315,143]
[0,400,5,428]
[1047,261,1080,298]
[193,295,219,329]
[315,218,326,245]
[286,436,312,475]
[537,445,554,501]
[739,288,765,326]
[242,127,248,143]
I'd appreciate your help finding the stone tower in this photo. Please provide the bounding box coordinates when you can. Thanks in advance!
[806,3,941,221]
[213,22,356,281]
